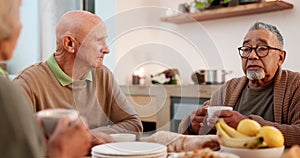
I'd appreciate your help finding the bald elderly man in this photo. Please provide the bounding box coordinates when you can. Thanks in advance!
[13,10,143,140]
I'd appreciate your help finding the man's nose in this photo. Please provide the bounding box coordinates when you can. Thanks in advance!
[247,48,259,59]
[102,45,110,54]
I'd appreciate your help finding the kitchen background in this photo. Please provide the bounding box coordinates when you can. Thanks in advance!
[7,0,299,85]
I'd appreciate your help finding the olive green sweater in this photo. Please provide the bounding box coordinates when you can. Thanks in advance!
[13,60,142,135]
[179,68,300,147]
[0,76,45,158]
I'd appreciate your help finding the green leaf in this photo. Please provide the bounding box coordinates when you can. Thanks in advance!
[195,2,205,9]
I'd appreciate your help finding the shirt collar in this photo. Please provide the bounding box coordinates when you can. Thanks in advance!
[0,67,8,77]
[47,54,93,86]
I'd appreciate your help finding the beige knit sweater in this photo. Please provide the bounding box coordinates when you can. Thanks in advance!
[179,68,300,147]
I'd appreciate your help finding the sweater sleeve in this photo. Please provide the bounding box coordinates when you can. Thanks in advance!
[92,83,143,134]
[91,67,143,135]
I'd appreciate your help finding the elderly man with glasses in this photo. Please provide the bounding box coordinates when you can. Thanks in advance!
[179,22,300,147]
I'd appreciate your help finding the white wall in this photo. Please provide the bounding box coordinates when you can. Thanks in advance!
[39,0,82,61]
[95,1,117,71]
[7,0,40,74]
[100,0,299,85]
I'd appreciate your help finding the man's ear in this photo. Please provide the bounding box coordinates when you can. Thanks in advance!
[62,35,77,53]
[278,50,286,66]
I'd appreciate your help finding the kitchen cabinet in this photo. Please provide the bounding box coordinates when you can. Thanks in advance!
[160,1,293,24]
[170,96,209,132]
[120,84,221,131]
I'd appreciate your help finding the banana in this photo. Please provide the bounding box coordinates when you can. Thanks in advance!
[219,135,263,148]
[218,119,249,139]
[216,122,231,139]
[257,141,269,148]
[216,120,264,149]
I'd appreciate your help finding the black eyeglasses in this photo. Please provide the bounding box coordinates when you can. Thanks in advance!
[238,45,282,58]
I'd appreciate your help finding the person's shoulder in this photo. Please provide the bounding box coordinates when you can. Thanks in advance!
[282,69,300,77]
[280,69,300,83]
[0,76,13,89]
[225,76,246,85]
[95,65,113,76]
[97,65,111,72]
[0,76,21,96]
[277,70,300,93]
[94,66,118,85]
[218,76,247,92]
[14,62,49,80]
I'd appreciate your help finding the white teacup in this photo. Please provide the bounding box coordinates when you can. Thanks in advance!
[207,106,233,117]
[207,106,233,127]
[37,109,79,136]
[110,133,136,142]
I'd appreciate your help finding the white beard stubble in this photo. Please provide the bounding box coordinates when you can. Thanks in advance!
[246,69,265,80]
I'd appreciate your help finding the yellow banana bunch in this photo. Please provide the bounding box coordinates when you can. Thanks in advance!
[218,119,249,139]
[216,119,263,149]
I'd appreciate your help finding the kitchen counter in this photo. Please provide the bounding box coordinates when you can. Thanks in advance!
[120,84,221,131]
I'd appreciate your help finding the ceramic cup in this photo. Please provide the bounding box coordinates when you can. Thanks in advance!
[37,109,79,136]
[110,133,136,142]
[207,106,233,117]
[207,106,233,127]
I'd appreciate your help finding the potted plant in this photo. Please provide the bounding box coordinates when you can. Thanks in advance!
[194,0,231,10]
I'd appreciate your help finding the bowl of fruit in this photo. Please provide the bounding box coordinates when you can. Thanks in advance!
[216,119,285,158]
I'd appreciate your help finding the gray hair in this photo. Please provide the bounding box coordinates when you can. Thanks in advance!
[0,0,19,40]
[248,22,284,47]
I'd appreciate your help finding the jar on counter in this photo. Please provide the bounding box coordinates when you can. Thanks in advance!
[132,75,140,85]
[178,3,190,13]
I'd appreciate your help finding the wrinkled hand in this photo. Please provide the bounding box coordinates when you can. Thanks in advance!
[89,130,114,146]
[47,117,92,158]
[189,105,209,134]
[217,110,247,129]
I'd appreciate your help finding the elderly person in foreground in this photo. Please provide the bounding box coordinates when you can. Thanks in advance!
[179,22,300,147]
[0,0,91,157]
[13,10,142,142]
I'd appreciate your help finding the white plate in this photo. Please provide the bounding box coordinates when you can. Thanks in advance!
[92,142,167,156]
[92,151,167,158]
[168,151,240,158]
